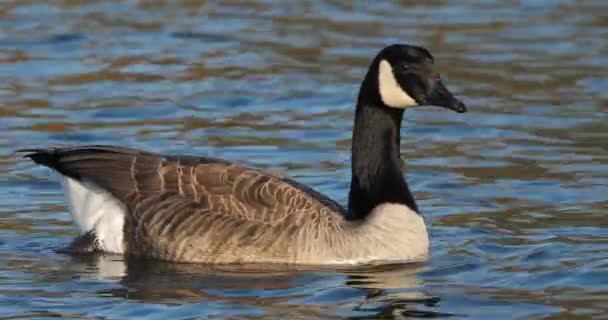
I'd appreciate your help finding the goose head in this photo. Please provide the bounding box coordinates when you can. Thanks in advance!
[362,44,466,113]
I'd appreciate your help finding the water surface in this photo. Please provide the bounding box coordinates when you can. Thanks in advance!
[1,1,607,319]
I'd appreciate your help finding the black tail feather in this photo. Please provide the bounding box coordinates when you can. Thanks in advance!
[19,148,59,168]
[18,145,151,184]
[18,148,80,179]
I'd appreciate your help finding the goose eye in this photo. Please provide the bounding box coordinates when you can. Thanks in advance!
[401,64,409,71]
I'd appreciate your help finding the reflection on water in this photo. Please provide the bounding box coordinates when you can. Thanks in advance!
[2,251,441,319]
[1,0,608,319]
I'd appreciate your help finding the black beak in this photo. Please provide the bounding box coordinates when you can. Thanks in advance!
[423,80,467,113]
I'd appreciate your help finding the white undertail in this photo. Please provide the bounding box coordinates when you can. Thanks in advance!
[59,175,126,253]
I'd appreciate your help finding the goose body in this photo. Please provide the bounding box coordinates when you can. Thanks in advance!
[21,44,466,265]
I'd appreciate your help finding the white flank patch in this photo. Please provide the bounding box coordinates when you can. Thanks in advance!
[378,60,417,109]
[59,175,126,254]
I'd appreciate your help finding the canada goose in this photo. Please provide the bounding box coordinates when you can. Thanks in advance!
[20,44,466,265]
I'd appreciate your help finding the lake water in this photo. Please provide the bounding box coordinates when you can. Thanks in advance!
[1,1,607,319]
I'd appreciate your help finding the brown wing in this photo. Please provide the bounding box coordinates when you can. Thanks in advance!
[21,146,347,262]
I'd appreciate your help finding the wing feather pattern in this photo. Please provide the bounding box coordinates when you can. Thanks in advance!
[21,146,347,263]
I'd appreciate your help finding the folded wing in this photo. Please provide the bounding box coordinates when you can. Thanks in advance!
[21,146,346,262]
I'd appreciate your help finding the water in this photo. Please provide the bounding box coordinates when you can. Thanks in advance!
[1,1,607,318]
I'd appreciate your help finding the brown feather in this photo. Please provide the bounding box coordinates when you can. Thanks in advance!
[21,146,351,263]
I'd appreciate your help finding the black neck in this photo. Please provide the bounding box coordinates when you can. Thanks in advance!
[346,72,419,220]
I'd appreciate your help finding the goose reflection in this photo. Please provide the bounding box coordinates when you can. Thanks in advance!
[63,254,460,319]
[68,254,454,319]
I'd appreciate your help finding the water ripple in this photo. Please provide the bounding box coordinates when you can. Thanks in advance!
[1,0,607,319]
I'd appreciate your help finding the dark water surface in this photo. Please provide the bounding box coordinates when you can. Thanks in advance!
[2,1,607,319]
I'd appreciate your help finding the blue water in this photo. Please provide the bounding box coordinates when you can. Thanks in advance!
[1,1,607,319]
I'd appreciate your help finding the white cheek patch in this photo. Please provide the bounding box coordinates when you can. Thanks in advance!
[378,60,417,109]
